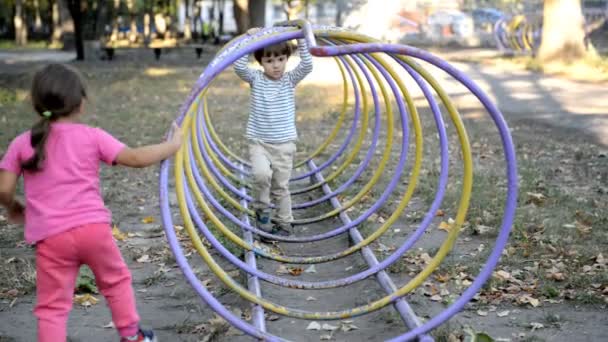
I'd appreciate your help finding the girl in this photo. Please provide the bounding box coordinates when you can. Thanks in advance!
[0,63,182,342]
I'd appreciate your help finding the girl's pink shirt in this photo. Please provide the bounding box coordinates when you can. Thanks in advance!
[0,122,125,244]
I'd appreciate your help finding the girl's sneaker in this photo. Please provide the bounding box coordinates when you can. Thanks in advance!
[120,329,157,342]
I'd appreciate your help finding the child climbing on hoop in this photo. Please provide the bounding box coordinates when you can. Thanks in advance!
[0,63,183,342]
[233,27,313,238]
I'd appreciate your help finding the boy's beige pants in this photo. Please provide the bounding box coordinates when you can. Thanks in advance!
[248,139,296,224]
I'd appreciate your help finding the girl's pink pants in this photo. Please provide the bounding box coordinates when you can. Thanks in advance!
[34,223,140,341]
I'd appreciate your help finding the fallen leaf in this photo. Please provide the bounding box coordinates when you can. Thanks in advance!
[438,221,452,232]
[267,315,280,321]
[306,321,321,330]
[112,225,128,241]
[493,270,511,281]
[305,265,317,273]
[136,254,150,263]
[322,323,338,331]
[477,310,488,316]
[526,192,546,205]
[430,295,442,301]
[530,322,544,331]
[340,323,359,332]
[288,267,304,276]
[306,296,317,301]
[142,216,155,224]
[102,322,115,329]
[496,310,510,317]
[436,209,445,216]
[320,335,333,340]
[74,294,99,307]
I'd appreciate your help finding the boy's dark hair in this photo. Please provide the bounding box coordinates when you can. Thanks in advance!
[23,63,87,172]
[253,41,293,64]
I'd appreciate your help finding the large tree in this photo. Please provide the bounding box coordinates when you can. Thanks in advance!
[233,0,249,34]
[537,0,589,63]
[14,0,27,45]
[66,0,84,60]
[248,0,265,28]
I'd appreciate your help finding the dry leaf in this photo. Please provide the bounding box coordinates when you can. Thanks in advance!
[306,296,317,301]
[436,209,445,216]
[102,322,115,329]
[305,265,317,273]
[74,294,99,307]
[306,321,321,330]
[142,216,155,224]
[497,310,510,317]
[476,310,488,316]
[288,267,304,276]
[112,225,127,241]
[137,254,150,263]
[530,322,544,331]
[438,221,452,232]
[430,295,442,301]
[320,335,333,341]
[322,324,338,331]
[494,270,511,281]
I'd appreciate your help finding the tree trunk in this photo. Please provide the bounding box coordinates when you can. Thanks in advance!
[94,0,108,39]
[233,0,249,34]
[51,0,63,46]
[184,0,192,40]
[335,0,344,27]
[248,0,266,28]
[14,0,27,45]
[538,0,588,63]
[58,0,76,49]
[110,0,120,41]
[34,0,43,32]
[67,0,85,60]
[218,0,225,36]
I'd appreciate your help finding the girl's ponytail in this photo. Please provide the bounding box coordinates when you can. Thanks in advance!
[22,117,52,171]
[22,63,87,172]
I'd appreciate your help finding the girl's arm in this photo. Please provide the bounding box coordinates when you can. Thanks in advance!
[288,38,313,85]
[0,170,25,224]
[115,122,183,168]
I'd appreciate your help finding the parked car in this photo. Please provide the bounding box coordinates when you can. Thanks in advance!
[472,8,504,32]
[425,10,474,45]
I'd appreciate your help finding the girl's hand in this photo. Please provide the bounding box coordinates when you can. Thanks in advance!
[8,200,24,224]
[170,122,183,149]
[247,27,261,35]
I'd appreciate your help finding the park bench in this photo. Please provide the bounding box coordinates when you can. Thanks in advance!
[102,38,206,61]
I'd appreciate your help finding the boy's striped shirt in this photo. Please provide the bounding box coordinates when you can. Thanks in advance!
[234,39,313,143]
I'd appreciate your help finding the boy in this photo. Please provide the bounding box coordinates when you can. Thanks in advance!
[233,28,313,237]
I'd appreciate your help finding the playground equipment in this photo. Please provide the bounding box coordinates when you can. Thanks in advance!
[493,7,607,55]
[493,15,541,54]
[160,21,518,341]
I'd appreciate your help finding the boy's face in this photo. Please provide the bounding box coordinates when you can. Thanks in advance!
[261,53,288,80]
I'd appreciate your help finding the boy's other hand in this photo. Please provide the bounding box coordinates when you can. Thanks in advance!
[8,200,25,224]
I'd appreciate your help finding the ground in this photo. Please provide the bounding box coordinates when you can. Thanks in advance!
[0,43,606,342]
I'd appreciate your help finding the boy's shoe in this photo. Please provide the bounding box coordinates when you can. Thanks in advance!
[259,223,291,243]
[120,329,157,342]
[255,209,273,232]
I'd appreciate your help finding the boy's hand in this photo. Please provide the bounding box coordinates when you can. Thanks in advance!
[247,27,261,35]
[170,122,183,150]
[8,200,24,225]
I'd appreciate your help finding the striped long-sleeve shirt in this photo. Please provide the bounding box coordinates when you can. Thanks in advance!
[234,39,313,143]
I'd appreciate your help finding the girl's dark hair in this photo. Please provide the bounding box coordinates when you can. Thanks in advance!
[22,63,87,171]
[253,41,293,64]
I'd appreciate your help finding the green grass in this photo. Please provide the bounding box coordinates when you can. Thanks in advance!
[0,39,54,50]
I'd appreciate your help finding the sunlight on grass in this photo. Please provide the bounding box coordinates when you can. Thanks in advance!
[144,67,178,77]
